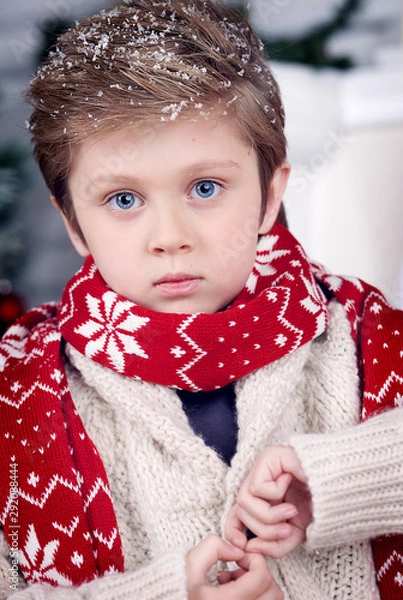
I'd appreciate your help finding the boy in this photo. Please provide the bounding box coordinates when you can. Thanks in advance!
[1,1,402,598]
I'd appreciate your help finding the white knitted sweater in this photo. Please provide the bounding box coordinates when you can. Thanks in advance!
[1,301,403,599]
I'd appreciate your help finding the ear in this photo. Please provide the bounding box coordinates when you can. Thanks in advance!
[50,195,90,258]
[258,162,291,235]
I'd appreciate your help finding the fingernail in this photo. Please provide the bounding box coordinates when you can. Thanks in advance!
[285,509,298,519]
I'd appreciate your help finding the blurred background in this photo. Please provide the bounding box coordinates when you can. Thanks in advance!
[0,0,402,333]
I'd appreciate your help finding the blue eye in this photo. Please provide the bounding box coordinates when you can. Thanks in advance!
[191,180,221,200]
[107,191,141,210]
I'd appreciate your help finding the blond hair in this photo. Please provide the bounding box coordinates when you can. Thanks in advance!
[26,0,287,231]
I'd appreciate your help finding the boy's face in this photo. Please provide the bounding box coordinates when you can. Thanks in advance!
[66,117,284,314]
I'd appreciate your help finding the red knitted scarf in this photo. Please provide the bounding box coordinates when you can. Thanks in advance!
[0,223,402,596]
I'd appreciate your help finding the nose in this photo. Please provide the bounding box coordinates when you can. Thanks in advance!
[148,203,193,256]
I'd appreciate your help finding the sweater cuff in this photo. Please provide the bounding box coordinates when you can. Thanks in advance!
[86,548,188,600]
[289,408,403,550]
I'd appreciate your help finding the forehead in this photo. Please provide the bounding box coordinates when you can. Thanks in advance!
[74,114,251,162]
[68,115,258,192]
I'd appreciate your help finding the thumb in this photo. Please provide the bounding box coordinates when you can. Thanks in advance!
[224,504,248,550]
[237,551,268,572]
[187,534,245,581]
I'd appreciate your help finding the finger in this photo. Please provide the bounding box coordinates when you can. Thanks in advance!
[217,568,247,584]
[259,446,308,483]
[232,553,276,598]
[245,447,307,503]
[238,553,284,600]
[209,558,273,600]
[242,472,293,504]
[225,505,248,549]
[187,534,244,583]
[235,505,293,542]
[236,551,267,571]
[284,479,313,530]
[245,528,305,559]
[217,570,233,585]
[235,495,298,524]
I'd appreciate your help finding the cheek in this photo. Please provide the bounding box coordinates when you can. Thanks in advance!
[211,228,258,283]
[218,217,260,261]
[80,216,121,255]
[94,256,132,297]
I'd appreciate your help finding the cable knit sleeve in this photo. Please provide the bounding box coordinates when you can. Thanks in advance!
[289,407,403,550]
[0,529,188,600]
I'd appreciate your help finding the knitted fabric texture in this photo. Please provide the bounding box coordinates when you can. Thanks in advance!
[311,262,403,600]
[57,224,329,391]
[0,305,125,585]
[0,223,402,596]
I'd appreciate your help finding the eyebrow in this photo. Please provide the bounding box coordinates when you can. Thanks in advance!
[185,159,240,175]
[85,159,240,193]
[86,175,136,193]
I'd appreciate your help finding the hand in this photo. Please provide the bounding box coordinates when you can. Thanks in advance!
[225,446,312,559]
[186,534,283,599]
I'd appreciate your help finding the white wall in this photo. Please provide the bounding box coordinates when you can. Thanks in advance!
[275,59,403,307]
[286,125,403,304]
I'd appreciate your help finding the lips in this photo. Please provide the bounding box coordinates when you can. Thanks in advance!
[154,273,202,297]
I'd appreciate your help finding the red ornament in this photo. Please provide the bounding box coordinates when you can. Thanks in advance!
[0,290,25,336]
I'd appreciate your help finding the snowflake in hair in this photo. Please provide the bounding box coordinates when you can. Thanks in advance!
[75,291,150,372]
